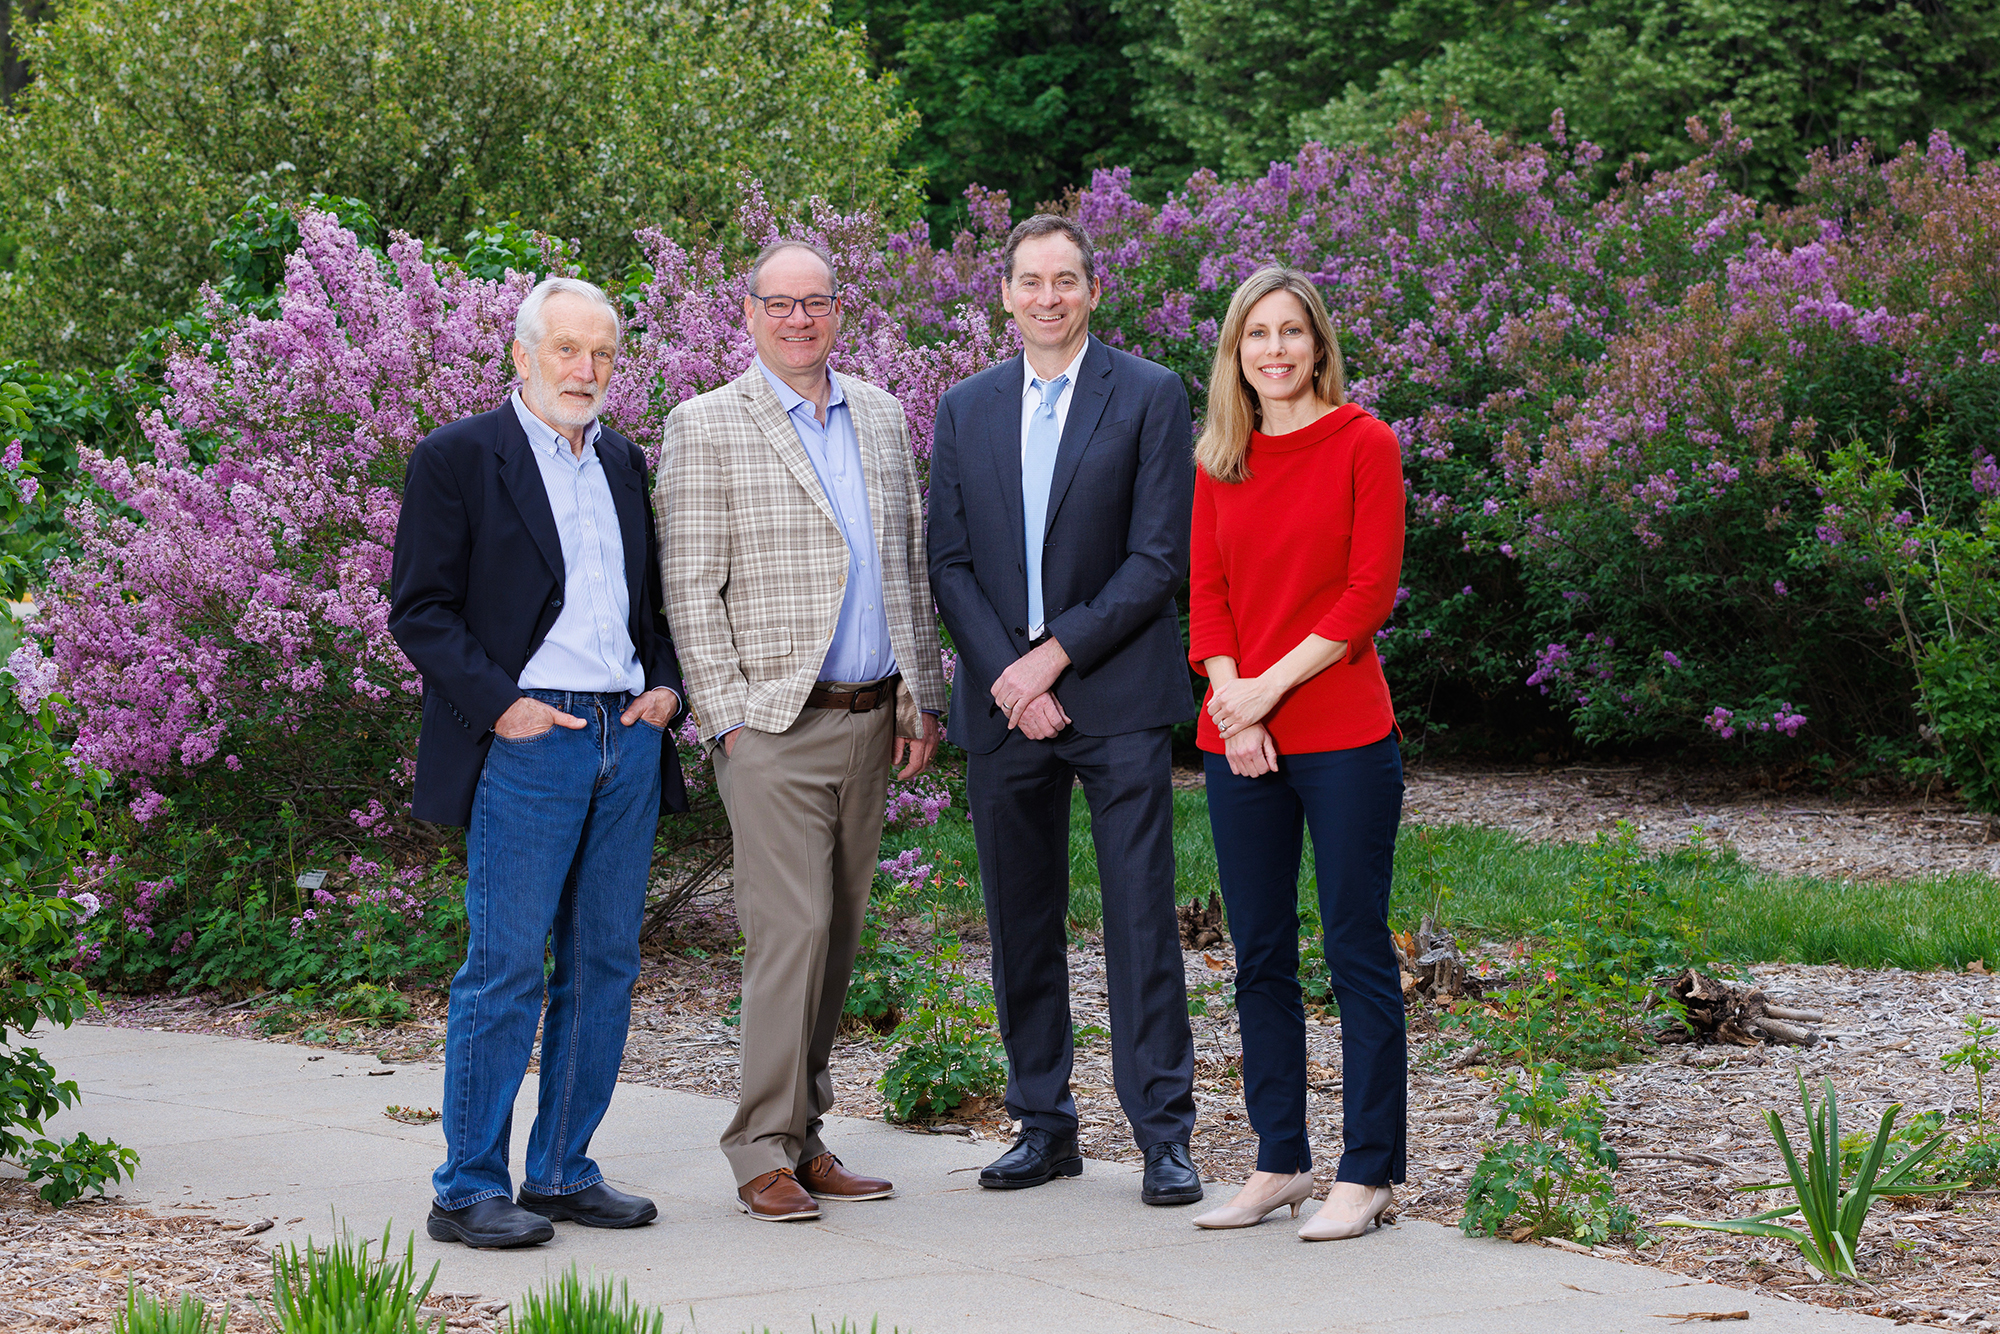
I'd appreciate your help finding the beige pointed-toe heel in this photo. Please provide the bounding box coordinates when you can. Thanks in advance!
[1191,1171,1314,1230]
[1298,1184,1393,1241]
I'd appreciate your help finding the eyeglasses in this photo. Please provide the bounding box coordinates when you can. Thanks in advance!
[748,292,838,319]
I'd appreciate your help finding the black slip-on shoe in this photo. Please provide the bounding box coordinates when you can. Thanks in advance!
[1140,1141,1205,1206]
[978,1127,1084,1190]
[516,1180,658,1229]
[426,1196,555,1248]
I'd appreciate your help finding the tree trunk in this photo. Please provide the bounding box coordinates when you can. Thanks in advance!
[2,1,54,109]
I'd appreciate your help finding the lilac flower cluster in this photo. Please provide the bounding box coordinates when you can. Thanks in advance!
[877,847,935,892]
[882,776,951,832]
[1702,704,1809,741]
[287,857,435,938]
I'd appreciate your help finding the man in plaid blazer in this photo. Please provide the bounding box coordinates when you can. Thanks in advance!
[660,240,948,1222]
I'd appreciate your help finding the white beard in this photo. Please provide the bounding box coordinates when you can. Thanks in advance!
[523,362,603,430]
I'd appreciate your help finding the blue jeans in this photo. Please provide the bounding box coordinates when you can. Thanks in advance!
[1202,734,1406,1184]
[432,690,662,1210]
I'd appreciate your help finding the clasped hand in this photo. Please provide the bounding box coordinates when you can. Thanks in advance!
[1205,674,1281,737]
[1208,675,1283,779]
[990,638,1072,741]
[493,687,678,739]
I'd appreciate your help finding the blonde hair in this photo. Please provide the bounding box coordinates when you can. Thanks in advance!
[1194,267,1346,484]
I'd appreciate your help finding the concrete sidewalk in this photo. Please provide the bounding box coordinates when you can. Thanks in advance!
[26,1023,1891,1333]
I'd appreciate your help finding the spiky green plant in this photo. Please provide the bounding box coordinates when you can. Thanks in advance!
[1661,1072,1966,1279]
[114,1281,228,1334]
[508,1267,663,1334]
[266,1220,439,1333]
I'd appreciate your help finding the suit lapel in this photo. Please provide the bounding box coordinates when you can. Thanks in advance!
[985,353,1027,561]
[595,433,647,610]
[738,365,838,529]
[495,404,565,585]
[1043,336,1111,537]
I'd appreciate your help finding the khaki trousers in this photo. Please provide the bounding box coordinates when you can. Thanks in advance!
[713,700,894,1185]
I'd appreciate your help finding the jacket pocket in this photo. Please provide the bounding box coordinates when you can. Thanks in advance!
[737,625,793,661]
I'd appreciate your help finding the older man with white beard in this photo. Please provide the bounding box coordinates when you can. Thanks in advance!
[390,277,690,1249]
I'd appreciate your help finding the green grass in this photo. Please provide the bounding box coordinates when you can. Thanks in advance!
[882,789,2000,970]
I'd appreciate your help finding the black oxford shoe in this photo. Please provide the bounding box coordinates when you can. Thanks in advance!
[426,1196,554,1249]
[978,1127,1084,1190]
[517,1180,658,1228]
[1140,1141,1204,1206]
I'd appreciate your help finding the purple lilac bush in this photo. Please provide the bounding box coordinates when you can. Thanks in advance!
[10,111,2000,978]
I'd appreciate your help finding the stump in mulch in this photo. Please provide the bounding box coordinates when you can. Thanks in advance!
[1392,916,1484,1002]
[1657,968,1824,1046]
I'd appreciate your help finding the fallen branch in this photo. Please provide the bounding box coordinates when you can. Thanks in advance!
[1651,1314,1748,1324]
[209,989,277,1014]
[1621,1152,1731,1169]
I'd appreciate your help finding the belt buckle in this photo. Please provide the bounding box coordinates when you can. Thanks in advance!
[849,687,878,713]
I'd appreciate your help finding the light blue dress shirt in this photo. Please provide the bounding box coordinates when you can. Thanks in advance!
[755,358,897,685]
[1017,343,1089,637]
[511,391,646,695]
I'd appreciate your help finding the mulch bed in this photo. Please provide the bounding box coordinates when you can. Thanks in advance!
[0,1181,506,1333]
[20,760,2000,1329]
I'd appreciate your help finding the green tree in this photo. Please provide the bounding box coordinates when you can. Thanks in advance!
[1129,0,2000,191]
[840,0,1172,233]
[0,0,921,367]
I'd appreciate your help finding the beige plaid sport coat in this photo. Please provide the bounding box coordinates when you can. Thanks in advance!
[658,362,947,748]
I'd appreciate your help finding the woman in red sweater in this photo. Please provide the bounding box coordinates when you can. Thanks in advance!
[1187,266,1406,1241]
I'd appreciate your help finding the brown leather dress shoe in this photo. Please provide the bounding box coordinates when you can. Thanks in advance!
[798,1151,895,1201]
[736,1168,821,1222]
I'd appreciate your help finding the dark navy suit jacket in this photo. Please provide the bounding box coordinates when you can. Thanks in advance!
[388,403,689,826]
[928,337,1198,755]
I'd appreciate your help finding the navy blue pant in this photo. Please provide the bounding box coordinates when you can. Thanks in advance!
[967,725,1196,1149]
[1203,734,1406,1183]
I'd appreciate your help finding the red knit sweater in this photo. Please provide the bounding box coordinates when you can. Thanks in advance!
[1188,403,1405,756]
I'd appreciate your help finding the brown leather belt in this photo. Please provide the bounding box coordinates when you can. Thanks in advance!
[805,674,900,713]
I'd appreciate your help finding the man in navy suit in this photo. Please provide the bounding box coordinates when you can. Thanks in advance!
[389,277,688,1248]
[928,215,1201,1206]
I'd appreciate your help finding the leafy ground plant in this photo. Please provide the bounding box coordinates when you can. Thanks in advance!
[1,889,140,1204]
[1459,1062,1639,1245]
[1943,1013,1997,1135]
[507,1267,663,1334]
[267,1220,439,1334]
[876,900,1006,1123]
[1441,823,1723,1068]
[1661,1073,1966,1279]
[114,1281,228,1334]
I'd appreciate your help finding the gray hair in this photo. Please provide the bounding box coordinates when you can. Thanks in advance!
[514,276,621,349]
[747,240,839,293]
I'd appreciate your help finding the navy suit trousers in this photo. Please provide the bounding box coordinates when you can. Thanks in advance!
[967,725,1196,1149]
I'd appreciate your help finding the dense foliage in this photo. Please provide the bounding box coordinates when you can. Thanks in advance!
[834,0,1169,232]
[0,0,920,366]
[1123,0,2000,193]
[9,112,2000,987]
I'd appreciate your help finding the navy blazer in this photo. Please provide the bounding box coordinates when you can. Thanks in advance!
[388,403,689,826]
[928,337,1198,755]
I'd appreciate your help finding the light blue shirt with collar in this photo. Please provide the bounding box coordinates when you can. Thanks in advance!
[1018,341,1090,638]
[511,390,646,695]
[754,356,897,685]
